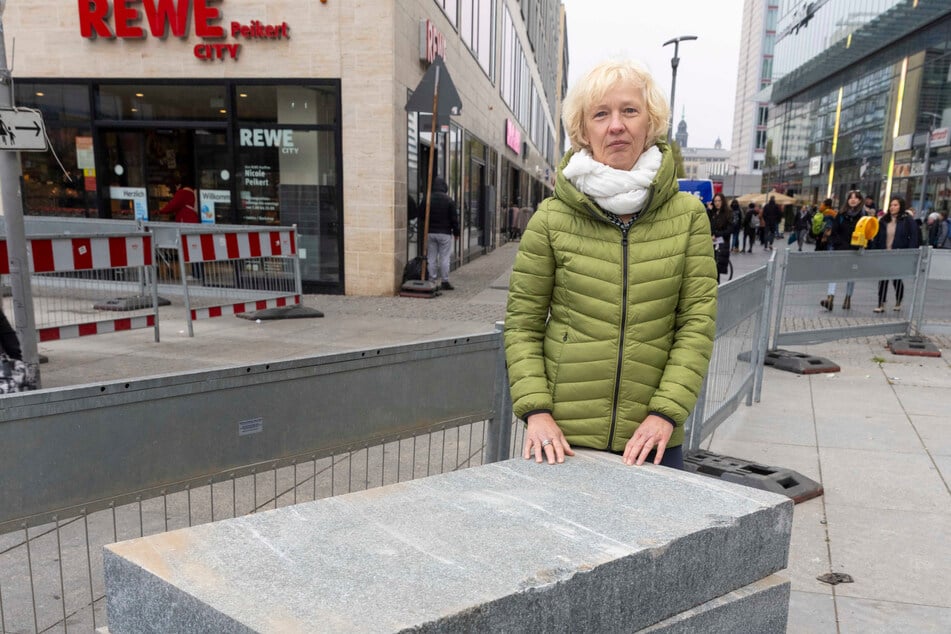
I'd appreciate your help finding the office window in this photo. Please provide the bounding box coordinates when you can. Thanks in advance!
[434,0,457,27]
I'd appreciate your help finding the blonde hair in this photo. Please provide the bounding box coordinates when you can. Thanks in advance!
[562,59,670,153]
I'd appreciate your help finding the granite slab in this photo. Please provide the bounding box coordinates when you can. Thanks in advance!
[104,450,792,633]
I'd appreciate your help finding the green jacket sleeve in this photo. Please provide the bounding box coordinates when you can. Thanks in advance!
[647,203,718,424]
[504,208,555,419]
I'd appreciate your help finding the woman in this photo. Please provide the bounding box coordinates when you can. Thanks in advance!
[504,59,717,470]
[820,189,865,311]
[710,193,734,284]
[871,196,919,312]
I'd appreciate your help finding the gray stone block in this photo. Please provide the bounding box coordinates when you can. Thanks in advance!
[641,574,790,633]
[104,450,792,633]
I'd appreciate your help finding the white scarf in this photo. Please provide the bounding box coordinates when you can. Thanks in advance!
[562,145,662,215]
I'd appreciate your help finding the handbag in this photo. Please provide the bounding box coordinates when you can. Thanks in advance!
[0,353,38,394]
[787,232,798,245]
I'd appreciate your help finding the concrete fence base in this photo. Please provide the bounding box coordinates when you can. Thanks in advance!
[103,450,793,633]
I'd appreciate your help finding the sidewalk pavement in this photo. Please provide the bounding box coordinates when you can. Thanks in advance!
[32,240,951,632]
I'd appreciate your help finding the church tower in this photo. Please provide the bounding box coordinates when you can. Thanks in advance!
[675,108,688,147]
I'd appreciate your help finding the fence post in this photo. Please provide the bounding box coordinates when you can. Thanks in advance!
[909,246,932,335]
[486,321,513,463]
[292,224,304,298]
[754,251,778,403]
[684,373,709,451]
[176,229,196,338]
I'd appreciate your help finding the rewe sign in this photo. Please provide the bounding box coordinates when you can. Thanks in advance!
[78,0,292,61]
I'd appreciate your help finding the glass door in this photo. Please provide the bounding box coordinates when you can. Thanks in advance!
[100,130,147,220]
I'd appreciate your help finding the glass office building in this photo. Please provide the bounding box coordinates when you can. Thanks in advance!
[764,0,951,214]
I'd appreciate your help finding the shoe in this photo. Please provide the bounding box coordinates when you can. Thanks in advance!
[441,281,454,291]
[842,295,851,310]
[873,306,885,313]
[893,304,901,311]
[820,295,834,311]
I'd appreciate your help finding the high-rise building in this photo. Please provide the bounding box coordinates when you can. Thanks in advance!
[764,0,951,214]
[2,0,567,295]
[730,1,779,184]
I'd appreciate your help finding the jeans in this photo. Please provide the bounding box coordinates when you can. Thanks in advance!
[427,233,453,282]
[827,281,855,296]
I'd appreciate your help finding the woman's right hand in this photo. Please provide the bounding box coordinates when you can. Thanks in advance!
[523,412,574,464]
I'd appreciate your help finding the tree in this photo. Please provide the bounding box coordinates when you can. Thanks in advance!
[669,141,686,179]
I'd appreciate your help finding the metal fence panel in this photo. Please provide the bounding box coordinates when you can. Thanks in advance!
[0,334,500,533]
[771,248,931,347]
[685,265,770,450]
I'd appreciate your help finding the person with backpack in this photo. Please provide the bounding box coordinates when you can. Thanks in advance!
[742,203,759,253]
[730,198,742,253]
[794,205,812,251]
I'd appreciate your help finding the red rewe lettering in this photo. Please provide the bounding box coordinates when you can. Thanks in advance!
[194,42,241,60]
[113,0,145,38]
[194,0,225,38]
[142,0,190,37]
[78,0,114,38]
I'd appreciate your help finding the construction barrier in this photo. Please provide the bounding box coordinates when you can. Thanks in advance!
[175,226,302,336]
[0,233,159,343]
[770,247,931,348]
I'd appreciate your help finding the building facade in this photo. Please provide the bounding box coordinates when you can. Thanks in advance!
[730,0,779,184]
[764,0,951,213]
[2,0,566,295]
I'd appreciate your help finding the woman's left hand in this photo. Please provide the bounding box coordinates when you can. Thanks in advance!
[623,415,674,466]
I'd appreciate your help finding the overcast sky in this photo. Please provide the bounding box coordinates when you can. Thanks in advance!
[560,0,744,151]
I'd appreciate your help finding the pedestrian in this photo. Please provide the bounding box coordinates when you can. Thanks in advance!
[793,204,811,251]
[504,58,717,470]
[743,202,758,252]
[762,196,781,251]
[819,189,865,311]
[159,178,199,223]
[936,210,950,248]
[710,193,734,283]
[863,195,878,217]
[424,175,460,290]
[871,196,919,312]
[925,212,943,247]
[0,306,22,361]
[730,198,742,253]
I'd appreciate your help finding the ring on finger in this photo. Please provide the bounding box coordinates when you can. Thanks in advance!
[541,439,552,447]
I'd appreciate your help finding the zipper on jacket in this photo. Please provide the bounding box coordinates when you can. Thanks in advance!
[607,226,630,449]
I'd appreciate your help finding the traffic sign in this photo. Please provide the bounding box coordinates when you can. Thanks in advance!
[0,108,48,151]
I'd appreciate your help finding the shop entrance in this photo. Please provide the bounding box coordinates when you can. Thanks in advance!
[98,128,233,222]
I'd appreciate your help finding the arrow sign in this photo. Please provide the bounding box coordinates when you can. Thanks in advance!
[405,56,462,116]
[0,108,48,152]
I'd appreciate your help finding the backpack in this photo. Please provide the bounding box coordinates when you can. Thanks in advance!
[811,211,825,237]
[749,212,761,229]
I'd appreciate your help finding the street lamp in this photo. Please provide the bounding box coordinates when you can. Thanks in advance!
[663,35,697,143]
[917,111,941,217]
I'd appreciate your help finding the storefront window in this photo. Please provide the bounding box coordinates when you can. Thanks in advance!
[96,84,229,121]
[235,85,337,126]
[15,84,96,218]
[21,128,95,218]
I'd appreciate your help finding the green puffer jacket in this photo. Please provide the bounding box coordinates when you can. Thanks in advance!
[504,142,717,451]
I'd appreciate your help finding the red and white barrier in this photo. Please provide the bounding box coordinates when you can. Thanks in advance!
[39,315,157,342]
[189,296,301,321]
[180,231,295,263]
[176,227,301,336]
[1,234,159,343]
